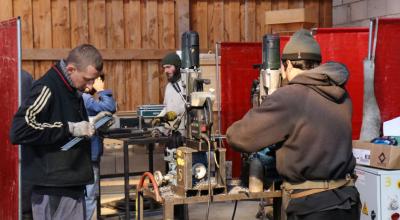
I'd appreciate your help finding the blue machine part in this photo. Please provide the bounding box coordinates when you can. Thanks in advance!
[252,147,281,183]
[371,136,398,146]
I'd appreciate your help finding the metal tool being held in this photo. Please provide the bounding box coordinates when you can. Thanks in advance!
[61,115,113,151]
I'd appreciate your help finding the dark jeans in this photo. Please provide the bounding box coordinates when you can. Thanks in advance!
[287,204,360,220]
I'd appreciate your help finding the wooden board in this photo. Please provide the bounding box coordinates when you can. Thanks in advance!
[88,0,106,49]
[144,0,160,104]
[126,61,143,110]
[0,0,13,20]
[124,0,142,110]
[52,0,71,48]
[208,0,224,48]
[143,188,282,204]
[192,0,208,50]
[14,0,34,74]
[224,0,241,42]
[32,0,52,79]
[200,55,220,111]
[70,0,89,46]
[243,0,256,42]
[289,0,304,8]
[110,0,126,110]
[256,0,272,38]
[319,0,333,27]
[304,0,320,27]
[176,0,189,48]
[22,48,176,60]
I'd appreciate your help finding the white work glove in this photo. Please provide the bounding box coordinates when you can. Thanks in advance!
[92,111,115,126]
[151,128,161,138]
[68,121,95,137]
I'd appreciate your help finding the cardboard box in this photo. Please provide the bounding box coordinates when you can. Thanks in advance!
[352,140,400,169]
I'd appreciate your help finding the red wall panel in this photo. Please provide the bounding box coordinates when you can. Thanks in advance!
[374,19,400,123]
[220,43,261,177]
[0,18,19,219]
[315,28,369,139]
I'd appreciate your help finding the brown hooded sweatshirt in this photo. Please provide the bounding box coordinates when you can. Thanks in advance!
[227,62,356,183]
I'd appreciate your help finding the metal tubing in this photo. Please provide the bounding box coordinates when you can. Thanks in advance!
[215,42,222,143]
[123,142,130,220]
[368,19,373,60]
[372,17,379,62]
[17,17,22,220]
[148,143,154,173]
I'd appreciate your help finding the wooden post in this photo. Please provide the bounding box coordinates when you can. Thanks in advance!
[163,201,175,220]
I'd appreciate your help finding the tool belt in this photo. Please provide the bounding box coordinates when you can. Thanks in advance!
[281,174,356,199]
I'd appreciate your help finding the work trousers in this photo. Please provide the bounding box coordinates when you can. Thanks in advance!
[85,163,99,220]
[287,204,360,220]
[31,192,86,220]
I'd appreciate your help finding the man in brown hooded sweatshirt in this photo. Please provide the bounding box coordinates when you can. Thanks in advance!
[227,29,360,220]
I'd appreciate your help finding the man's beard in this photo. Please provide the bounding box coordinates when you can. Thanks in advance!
[167,69,181,83]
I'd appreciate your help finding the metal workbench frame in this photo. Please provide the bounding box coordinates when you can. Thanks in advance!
[102,136,170,220]
[138,189,282,220]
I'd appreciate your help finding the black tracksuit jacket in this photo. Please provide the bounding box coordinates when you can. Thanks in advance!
[10,62,93,198]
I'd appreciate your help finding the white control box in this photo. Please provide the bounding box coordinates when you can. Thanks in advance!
[355,165,400,220]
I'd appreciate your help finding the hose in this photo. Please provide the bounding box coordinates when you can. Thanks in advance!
[201,133,212,220]
[232,200,238,220]
[135,172,162,220]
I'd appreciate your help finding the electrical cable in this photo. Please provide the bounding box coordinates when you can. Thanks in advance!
[135,172,161,220]
[232,200,238,220]
[201,134,212,220]
[214,151,220,168]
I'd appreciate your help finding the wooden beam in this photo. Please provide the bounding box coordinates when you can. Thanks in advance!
[265,7,318,25]
[22,48,177,61]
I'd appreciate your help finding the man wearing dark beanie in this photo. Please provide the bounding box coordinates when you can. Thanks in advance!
[152,52,188,219]
[156,52,186,137]
[227,29,360,220]
[161,52,182,84]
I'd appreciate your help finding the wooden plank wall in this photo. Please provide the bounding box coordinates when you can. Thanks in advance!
[2,0,331,111]
[192,0,332,50]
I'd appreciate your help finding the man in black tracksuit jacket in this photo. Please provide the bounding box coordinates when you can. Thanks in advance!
[10,44,110,220]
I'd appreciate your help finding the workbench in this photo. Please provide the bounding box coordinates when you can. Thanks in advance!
[102,135,170,220]
[138,187,282,220]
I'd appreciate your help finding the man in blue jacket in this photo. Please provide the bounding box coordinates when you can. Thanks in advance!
[82,74,116,219]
